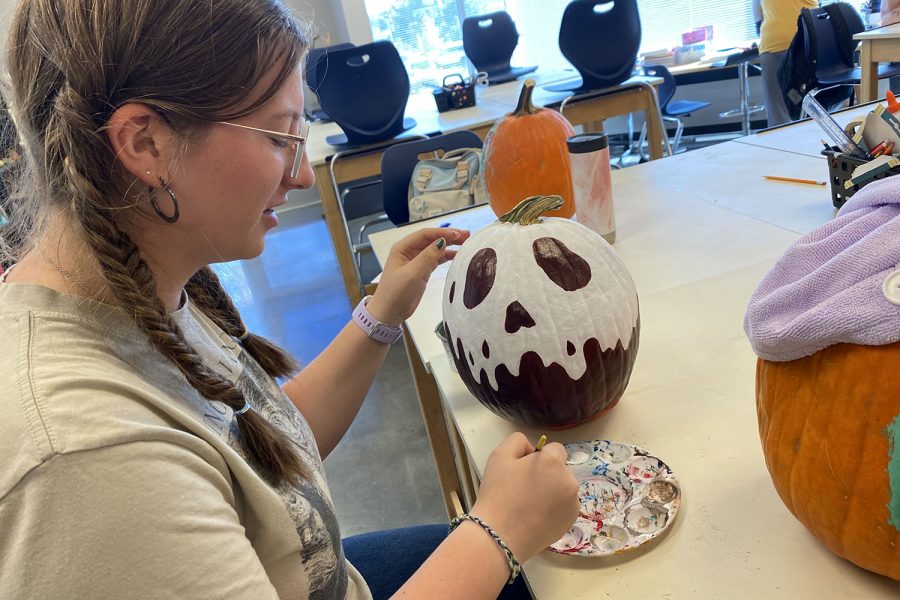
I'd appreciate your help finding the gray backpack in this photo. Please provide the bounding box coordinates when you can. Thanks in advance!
[407,148,484,222]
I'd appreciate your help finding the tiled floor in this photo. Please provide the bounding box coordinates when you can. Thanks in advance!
[216,204,446,537]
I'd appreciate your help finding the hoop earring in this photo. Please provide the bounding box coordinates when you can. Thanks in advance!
[150,177,180,224]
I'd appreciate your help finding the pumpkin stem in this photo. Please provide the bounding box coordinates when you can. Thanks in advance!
[513,79,542,116]
[499,195,564,225]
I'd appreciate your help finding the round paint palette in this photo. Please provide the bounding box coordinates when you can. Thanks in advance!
[549,440,681,557]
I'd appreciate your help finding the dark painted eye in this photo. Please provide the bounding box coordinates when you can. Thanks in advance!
[505,301,536,334]
[464,248,497,309]
[567,341,576,356]
[533,237,591,291]
[449,281,456,304]
[482,340,490,358]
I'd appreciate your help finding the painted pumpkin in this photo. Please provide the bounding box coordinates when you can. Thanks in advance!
[757,342,900,580]
[442,195,640,429]
[482,79,576,219]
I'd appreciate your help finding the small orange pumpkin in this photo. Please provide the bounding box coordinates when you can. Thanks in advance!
[757,342,900,580]
[482,79,575,218]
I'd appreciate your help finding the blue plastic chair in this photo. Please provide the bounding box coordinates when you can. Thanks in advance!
[305,43,354,93]
[304,43,354,122]
[380,131,484,226]
[638,65,711,155]
[462,11,537,85]
[315,41,416,147]
[546,0,642,93]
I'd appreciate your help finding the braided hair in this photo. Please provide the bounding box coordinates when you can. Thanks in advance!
[4,0,311,486]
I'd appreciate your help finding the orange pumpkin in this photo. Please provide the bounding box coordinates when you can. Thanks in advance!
[757,342,900,580]
[482,79,575,218]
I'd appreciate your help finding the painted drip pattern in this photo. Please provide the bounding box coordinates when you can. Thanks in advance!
[550,440,681,557]
[442,218,640,391]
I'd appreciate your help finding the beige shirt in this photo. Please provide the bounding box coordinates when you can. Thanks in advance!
[0,282,371,600]
[760,0,820,54]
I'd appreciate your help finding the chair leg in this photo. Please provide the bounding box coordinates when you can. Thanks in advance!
[665,116,684,154]
[617,113,636,168]
[637,122,649,162]
[353,214,392,272]
[640,118,683,159]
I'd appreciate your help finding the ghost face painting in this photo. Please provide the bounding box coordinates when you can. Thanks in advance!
[442,217,640,429]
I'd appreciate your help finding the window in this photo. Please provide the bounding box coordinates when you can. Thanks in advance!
[363,1,865,96]
[366,0,503,95]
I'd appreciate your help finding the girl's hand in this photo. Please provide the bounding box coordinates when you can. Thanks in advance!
[468,433,579,562]
[366,227,469,326]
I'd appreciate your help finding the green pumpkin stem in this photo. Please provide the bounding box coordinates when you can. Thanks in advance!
[498,195,564,225]
[513,79,542,116]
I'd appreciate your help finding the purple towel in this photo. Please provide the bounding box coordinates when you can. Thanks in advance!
[744,176,900,362]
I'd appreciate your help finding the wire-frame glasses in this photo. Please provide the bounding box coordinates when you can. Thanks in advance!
[217,117,311,178]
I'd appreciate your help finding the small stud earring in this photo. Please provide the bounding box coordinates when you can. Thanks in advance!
[145,170,151,176]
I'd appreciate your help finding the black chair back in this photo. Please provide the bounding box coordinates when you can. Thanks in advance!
[557,0,641,93]
[305,43,355,93]
[316,41,416,147]
[809,9,851,78]
[380,131,483,226]
[463,11,519,76]
[641,65,676,111]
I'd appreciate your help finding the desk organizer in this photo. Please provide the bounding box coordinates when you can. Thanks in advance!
[824,150,900,209]
[433,74,477,113]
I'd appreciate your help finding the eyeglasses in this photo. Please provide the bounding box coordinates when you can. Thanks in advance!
[217,117,311,178]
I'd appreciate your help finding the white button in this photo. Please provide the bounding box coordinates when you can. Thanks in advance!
[883,270,900,305]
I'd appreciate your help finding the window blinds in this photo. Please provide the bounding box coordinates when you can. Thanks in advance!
[363,0,865,95]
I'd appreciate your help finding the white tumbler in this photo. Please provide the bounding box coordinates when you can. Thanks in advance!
[567,133,615,244]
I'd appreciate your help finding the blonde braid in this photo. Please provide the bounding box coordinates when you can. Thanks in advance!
[7,0,313,487]
[80,186,308,485]
[50,91,307,485]
[186,267,300,378]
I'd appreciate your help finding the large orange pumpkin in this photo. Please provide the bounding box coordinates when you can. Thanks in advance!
[757,342,900,580]
[482,79,575,218]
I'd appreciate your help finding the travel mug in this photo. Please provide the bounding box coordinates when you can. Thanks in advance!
[567,133,615,243]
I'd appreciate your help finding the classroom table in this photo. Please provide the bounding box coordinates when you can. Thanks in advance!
[369,125,900,597]
[735,102,876,158]
[856,22,900,102]
[306,69,666,306]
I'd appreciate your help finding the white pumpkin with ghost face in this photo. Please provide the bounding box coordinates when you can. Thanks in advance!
[442,195,640,429]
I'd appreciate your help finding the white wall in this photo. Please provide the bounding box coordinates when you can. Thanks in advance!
[332,0,373,45]
[287,0,346,46]
[285,0,373,46]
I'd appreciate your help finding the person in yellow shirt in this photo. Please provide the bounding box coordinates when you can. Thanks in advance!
[759,0,819,126]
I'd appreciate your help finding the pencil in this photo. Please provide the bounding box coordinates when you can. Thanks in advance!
[763,175,827,186]
[535,434,547,452]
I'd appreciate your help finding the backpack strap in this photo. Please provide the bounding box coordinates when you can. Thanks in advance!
[778,8,819,120]
[456,160,469,185]
[414,167,432,193]
[823,3,855,68]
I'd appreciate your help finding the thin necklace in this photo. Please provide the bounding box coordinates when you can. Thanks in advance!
[37,247,93,296]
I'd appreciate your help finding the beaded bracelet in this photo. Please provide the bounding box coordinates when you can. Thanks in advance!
[449,513,521,584]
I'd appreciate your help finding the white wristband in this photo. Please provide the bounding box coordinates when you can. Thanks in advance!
[352,296,403,344]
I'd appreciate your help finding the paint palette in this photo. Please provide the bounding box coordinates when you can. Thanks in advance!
[549,440,681,557]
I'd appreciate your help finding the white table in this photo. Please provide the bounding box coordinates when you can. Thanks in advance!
[856,23,900,103]
[735,102,878,158]
[369,134,900,597]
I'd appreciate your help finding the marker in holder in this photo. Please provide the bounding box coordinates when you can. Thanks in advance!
[802,94,872,160]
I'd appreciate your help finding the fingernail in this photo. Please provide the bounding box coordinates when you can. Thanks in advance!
[435,238,446,250]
